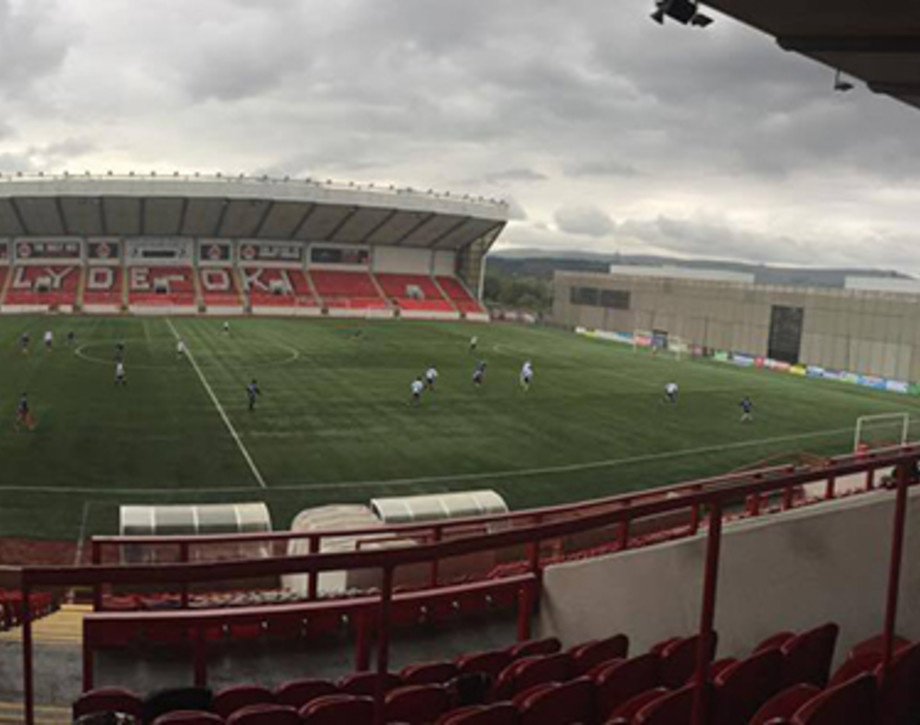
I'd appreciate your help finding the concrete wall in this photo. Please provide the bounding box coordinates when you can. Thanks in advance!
[372,246,432,274]
[554,271,920,381]
[538,490,920,665]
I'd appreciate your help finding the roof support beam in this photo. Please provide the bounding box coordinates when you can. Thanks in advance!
[250,200,275,238]
[777,36,920,54]
[392,213,434,247]
[363,208,399,242]
[8,198,30,236]
[290,204,316,240]
[428,217,470,249]
[212,200,230,238]
[326,206,359,241]
[869,81,920,96]
[54,197,69,235]
[176,197,190,237]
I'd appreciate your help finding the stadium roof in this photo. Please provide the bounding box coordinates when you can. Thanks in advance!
[705,0,920,109]
[0,174,508,250]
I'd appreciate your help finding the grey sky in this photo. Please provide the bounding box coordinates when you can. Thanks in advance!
[1,0,917,271]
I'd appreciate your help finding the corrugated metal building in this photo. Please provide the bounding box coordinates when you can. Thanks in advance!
[553,267,920,383]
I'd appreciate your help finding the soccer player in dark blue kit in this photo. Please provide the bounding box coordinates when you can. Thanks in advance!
[247,379,261,411]
[15,393,35,431]
[740,396,754,423]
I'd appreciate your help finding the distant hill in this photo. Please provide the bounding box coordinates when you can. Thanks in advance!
[487,250,912,288]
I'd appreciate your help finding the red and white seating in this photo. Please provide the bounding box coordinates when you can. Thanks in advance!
[199,268,243,311]
[241,267,318,311]
[309,270,387,310]
[375,273,457,315]
[128,266,196,309]
[83,267,124,310]
[3,265,80,308]
[437,276,486,314]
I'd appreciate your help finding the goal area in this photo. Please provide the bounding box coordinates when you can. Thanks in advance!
[633,330,689,360]
[853,413,911,453]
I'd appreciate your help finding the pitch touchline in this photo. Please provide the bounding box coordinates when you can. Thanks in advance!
[0,422,885,495]
[165,319,268,489]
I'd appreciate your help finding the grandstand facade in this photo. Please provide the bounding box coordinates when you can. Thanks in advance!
[0,174,508,319]
[553,266,920,385]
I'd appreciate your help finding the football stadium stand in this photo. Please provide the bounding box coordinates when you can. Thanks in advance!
[309,270,387,310]
[128,266,197,311]
[3,265,81,309]
[0,174,504,320]
[5,445,920,724]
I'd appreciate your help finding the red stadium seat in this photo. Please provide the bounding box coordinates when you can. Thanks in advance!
[710,649,783,725]
[593,653,661,721]
[749,684,821,725]
[568,633,629,675]
[273,678,339,709]
[385,684,451,724]
[846,633,911,661]
[375,273,455,312]
[309,270,386,308]
[507,638,562,659]
[436,276,484,313]
[605,687,669,723]
[212,685,274,719]
[401,661,460,685]
[437,702,518,725]
[493,653,572,700]
[875,640,920,725]
[634,683,695,725]
[828,651,882,687]
[225,703,299,725]
[779,623,839,689]
[151,712,223,725]
[456,649,513,680]
[299,694,374,725]
[339,671,401,696]
[73,688,143,720]
[790,672,876,724]
[755,632,795,654]
[659,633,718,689]
[517,677,594,725]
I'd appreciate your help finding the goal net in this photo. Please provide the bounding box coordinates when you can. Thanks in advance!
[853,413,911,453]
[633,330,688,360]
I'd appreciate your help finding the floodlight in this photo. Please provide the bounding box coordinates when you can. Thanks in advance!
[834,69,854,92]
[650,0,712,27]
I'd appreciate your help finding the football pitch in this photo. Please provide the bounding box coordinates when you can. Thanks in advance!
[1,315,918,545]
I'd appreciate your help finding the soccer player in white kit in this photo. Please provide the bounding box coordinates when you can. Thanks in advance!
[115,361,127,386]
[520,360,534,391]
[410,377,425,406]
[176,339,186,358]
[44,330,53,349]
[425,366,438,390]
[664,381,679,404]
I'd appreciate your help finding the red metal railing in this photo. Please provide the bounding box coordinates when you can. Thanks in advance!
[8,444,919,725]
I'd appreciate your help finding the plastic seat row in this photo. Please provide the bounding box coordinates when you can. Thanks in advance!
[0,590,57,630]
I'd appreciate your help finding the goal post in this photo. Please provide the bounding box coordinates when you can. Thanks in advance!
[853,413,911,453]
[632,329,687,360]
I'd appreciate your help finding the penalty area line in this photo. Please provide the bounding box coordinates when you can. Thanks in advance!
[166,318,267,489]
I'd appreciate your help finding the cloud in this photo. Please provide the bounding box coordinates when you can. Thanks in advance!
[0,0,917,272]
[555,205,615,237]
[565,159,640,178]
[483,168,547,184]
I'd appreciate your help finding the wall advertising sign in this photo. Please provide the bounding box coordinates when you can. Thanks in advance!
[14,238,81,260]
[238,241,303,263]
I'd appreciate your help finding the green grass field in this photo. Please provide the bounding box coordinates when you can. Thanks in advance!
[0,315,917,544]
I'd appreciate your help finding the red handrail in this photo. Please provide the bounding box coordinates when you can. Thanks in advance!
[13,444,920,725]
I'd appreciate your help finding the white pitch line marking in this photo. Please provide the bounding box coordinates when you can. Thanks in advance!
[166,318,267,489]
[0,421,902,495]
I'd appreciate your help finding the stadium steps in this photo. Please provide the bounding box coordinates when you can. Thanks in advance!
[75,266,87,309]
[0,603,88,646]
[0,267,11,306]
[0,701,69,724]
[232,267,247,308]
[431,275,460,312]
[368,273,392,309]
[192,267,205,310]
